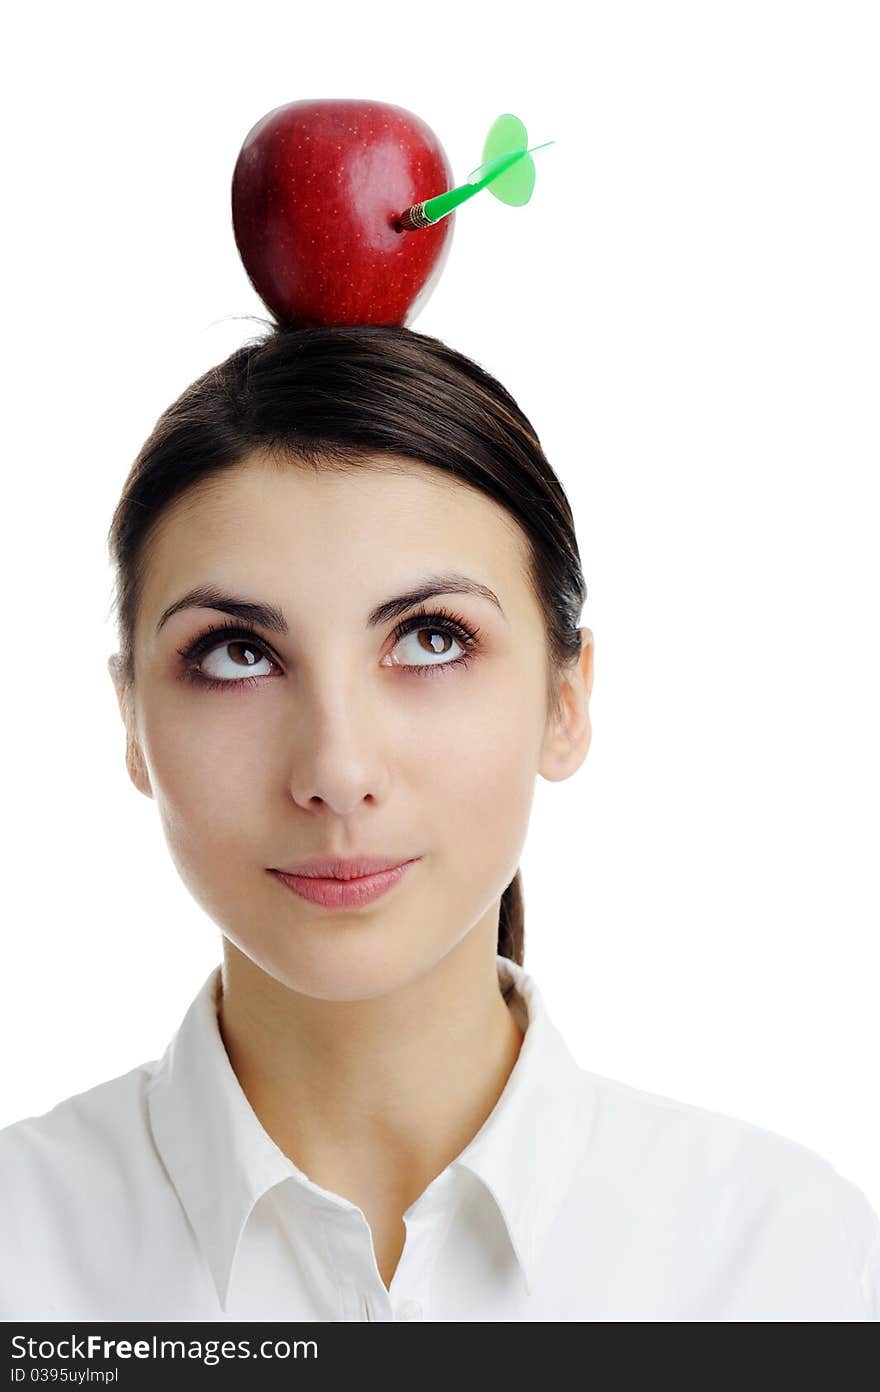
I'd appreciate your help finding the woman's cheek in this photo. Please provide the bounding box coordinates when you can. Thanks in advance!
[139,692,266,821]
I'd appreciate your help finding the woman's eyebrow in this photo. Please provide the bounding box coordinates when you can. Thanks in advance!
[155,572,507,635]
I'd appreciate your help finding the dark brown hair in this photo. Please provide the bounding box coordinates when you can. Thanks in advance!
[106,322,587,974]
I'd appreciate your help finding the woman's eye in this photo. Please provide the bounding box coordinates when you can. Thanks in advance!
[197,638,275,682]
[389,625,466,669]
[178,610,479,690]
[192,626,465,681]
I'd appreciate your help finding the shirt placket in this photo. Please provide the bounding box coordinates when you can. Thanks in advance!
[327,1170,459,1322]
[323,1207,390,1321]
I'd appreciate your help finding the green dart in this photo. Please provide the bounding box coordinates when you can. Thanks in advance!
[395,113,555,231]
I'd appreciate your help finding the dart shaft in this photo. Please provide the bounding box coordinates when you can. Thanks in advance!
[395,141,551,231]
[396,181,482,229]
[396,156,525,230]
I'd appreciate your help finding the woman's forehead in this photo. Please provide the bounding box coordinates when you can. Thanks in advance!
[140,456,534,630]
[170,452,501,519]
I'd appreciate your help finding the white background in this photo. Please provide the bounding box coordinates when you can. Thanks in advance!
[2,1,877,1218]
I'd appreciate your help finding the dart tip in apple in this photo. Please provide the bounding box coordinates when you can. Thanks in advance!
[395,202,436,232]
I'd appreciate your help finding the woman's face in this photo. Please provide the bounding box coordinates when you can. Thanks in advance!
[114,453,590,1000]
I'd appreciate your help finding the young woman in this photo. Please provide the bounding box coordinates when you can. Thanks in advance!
[1,324,877,1322]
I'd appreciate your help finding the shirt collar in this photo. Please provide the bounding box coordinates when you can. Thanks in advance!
[453,957,596,1293]
[146,955,595,1309]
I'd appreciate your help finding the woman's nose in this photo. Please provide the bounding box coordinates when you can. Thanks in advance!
[283,690,391,815]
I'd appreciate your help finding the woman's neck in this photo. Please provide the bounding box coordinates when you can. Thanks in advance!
[216,922,525,1209]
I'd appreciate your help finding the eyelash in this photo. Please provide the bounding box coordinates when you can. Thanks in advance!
[175,605,483,692]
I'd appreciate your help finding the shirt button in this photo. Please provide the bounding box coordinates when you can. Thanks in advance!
[394,1299,424,1321]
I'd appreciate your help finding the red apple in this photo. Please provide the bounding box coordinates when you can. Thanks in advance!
[231,97,455,328]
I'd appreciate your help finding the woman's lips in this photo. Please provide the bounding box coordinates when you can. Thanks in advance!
[269,859,418,908]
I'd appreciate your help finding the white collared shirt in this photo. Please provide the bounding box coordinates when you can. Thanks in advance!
[1,955,877,1321]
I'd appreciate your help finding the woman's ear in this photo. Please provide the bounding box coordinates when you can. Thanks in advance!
[538,627,594,783]
[107,654,153,800]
